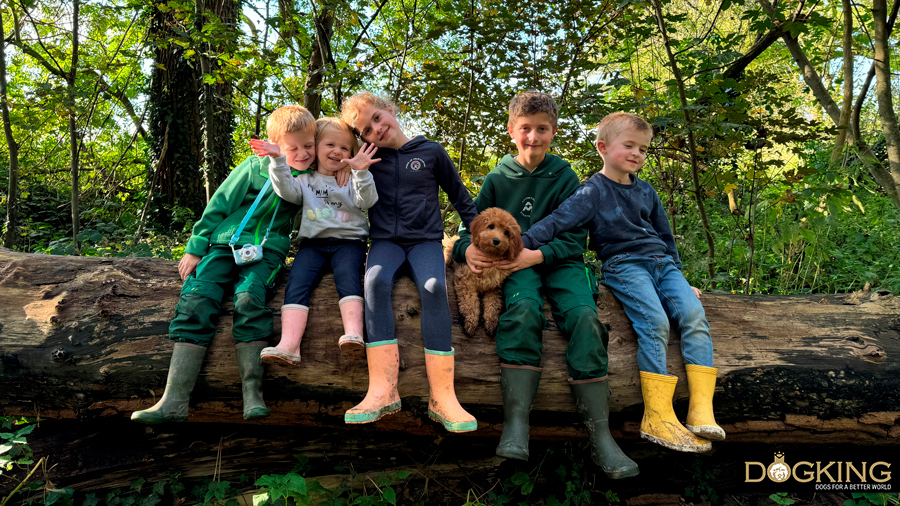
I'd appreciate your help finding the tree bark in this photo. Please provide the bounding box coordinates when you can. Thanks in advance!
[304,7,334,118]
[68,0,80,254]
[651,0,715,277]
[831,0,853,164]
[0,8,21,249]
[1,249,899,446]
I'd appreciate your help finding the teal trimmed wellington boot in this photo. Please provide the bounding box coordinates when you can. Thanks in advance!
[131,342,206,424]
[236,341,271,420]
[345,341,402,423]
[424,348,478,432]
[570,378,640,479]
[495,365,541,461]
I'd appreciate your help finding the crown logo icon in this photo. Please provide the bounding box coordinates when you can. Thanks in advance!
[768,452,790,482]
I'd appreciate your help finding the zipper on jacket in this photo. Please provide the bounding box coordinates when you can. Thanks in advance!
[393,153,400,238]
[255,197,278,243]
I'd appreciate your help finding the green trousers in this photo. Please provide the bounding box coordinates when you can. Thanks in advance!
[169,245,285,346]
[496,258,608,380]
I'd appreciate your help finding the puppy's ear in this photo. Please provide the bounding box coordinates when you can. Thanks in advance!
[507,221,524,260]
[469,212,486,241]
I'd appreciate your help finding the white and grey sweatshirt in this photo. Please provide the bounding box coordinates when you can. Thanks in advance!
[267,156,378,242]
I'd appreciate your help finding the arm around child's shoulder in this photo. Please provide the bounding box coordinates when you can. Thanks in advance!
[523,175,600,251]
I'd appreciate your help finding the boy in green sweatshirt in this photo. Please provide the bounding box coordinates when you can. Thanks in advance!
[452,92,638,479]
[131,105,311,424]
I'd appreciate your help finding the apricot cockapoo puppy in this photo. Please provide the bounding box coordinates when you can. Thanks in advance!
[444,208,523,336]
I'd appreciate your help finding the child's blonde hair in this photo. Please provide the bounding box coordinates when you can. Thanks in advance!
[267,105,316,143]
[340,92,399,133]
[315,117,360,159]
[508,91,559,129]
[596,112,652,144]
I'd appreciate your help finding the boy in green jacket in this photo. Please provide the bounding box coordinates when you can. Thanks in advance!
[131,105,312,423]
[452,92,638,479]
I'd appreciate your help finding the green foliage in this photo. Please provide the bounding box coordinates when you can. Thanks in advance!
[769,492,795,505]
[0,416,36,476]
[462,444,620,506]
[684,460,718,505]
[844,493,900,506]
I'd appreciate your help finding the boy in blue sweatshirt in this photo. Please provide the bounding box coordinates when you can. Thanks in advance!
[522,112,724,453]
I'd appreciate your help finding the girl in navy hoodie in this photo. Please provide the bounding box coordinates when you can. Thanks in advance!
[341,92,479,432]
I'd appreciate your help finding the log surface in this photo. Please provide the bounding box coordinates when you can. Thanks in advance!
[1,248,899,444]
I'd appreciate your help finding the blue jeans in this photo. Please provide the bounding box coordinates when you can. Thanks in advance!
[284,239,366,306]
[601,254,713,374]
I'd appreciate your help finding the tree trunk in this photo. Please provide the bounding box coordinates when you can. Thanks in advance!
[304,7,334,118]
[831,0,853,163]
[651,0,715,277]
[68,0,80,254]
[147,8,204,220]
[1,248,899,446]
[0,8,21,249]
[873,0,900,201]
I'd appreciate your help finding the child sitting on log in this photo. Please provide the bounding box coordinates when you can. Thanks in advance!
[131,105,314,424]
[453,91,638,479]
[521,111,724,452]
[340,92,480,432]
[249,117,380,365]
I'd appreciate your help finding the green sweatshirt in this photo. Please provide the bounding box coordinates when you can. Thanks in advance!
[184,155,302,258]
[452,153,587,265]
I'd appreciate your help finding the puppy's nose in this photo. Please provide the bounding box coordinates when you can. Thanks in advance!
[492,238,501,246]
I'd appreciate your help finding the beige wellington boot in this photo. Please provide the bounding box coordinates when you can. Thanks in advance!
[344,340,401,423]
[684,364,726,441]
[424,349,478,433]
[639,371,711,453]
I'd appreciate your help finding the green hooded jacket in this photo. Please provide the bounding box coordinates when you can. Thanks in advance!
[452,153,588,265]
[184,155,302,258]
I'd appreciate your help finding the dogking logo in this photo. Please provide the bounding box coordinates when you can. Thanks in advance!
[745,452,893,492]
[406,158,425,172]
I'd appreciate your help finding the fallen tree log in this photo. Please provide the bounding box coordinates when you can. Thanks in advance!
[1,248,899,444]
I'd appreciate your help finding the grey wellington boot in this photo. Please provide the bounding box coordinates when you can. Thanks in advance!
[131,342,207,424]
[236,341,271,420]
[495,366,542,461]
[570,379,639,479]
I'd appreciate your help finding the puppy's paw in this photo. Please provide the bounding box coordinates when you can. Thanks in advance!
[463,316,480,337]
[483,318,499,337]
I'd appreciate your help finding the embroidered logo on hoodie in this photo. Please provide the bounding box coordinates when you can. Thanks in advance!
[520,196,535,218]
[406,158,426,172]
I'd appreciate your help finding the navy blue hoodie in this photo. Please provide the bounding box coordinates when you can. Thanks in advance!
[368,136,477,242]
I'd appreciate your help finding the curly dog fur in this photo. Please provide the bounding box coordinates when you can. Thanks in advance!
[444,208,523,336]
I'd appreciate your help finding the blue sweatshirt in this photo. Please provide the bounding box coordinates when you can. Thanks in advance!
[521,172,682,269]
[368,136,477,242]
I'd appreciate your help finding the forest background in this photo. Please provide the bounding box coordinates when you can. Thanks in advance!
[1,0,900,296]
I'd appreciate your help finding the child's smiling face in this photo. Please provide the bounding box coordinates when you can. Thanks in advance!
[597,128,653,183]
[508,112,557,168]
[316,126,356,176]
[354,105,403,149]
[276,130,316,172]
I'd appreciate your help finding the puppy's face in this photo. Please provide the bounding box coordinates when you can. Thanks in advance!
[470,208,523,261]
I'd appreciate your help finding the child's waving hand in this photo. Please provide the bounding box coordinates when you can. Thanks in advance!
[342,143,382,171]
[249,139,282,158]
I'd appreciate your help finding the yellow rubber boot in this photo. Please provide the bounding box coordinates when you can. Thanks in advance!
[639,371,711,453]
[344,340,401,423]
[684,364,726,441]
[424,349,478,432]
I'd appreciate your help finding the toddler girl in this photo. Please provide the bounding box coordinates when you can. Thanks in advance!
[250,117,380,365]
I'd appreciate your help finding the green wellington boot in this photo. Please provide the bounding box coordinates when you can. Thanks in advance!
[236,341,271,420]
[495,366,541,461]
[131,343,207,424]
[570,379,640,479]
